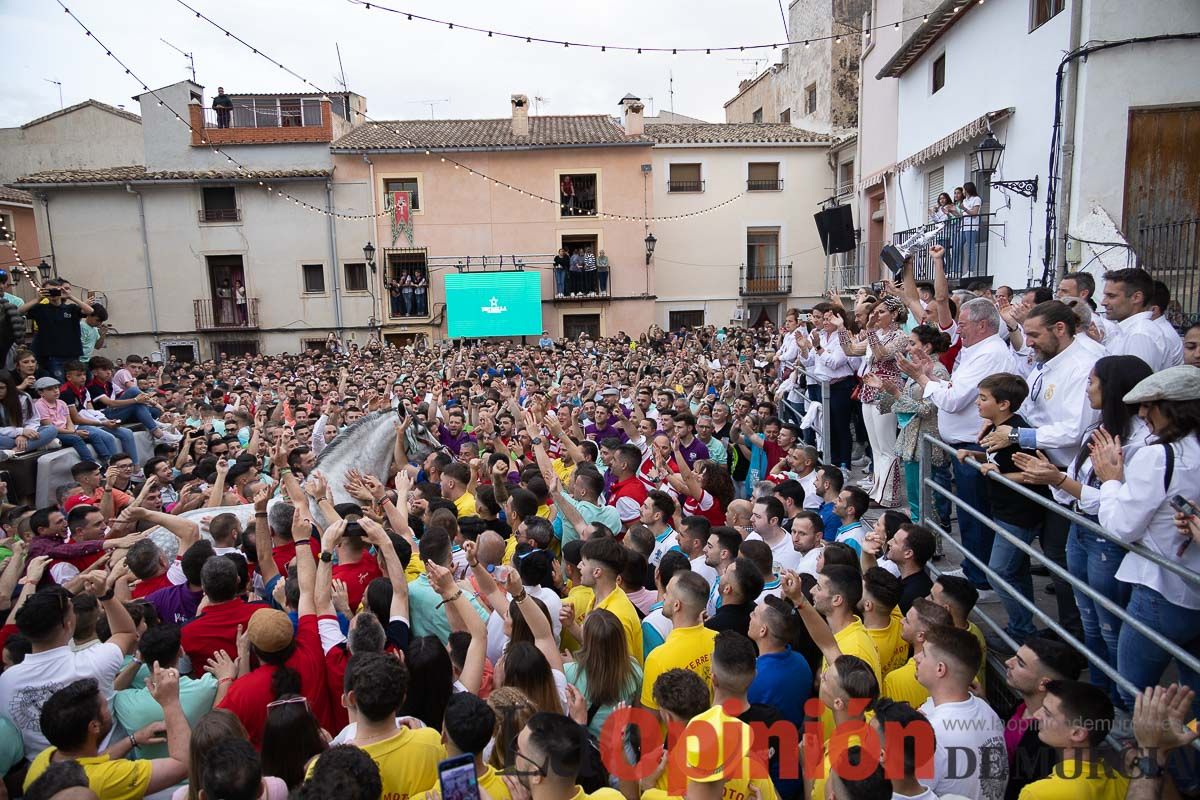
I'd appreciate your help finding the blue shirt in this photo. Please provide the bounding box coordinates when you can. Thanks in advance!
[817,502,841,542]
[748,648,812,731]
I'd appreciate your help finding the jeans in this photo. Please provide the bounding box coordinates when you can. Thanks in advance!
[39,356,73,382]
[554,270,566,296]
[1067,521,1130,700]
[931,462,952,527]
[1040,511,1081,641]
[414,290,426,315]
[57,432,98,461]
[1117,585,1200,722]
[402,289,414,316]
[951,442,993,589]
[988,519,1041,642]
[962,228,980,275]
[0,425,58,453]
[390,293,403,317]
[598,269,609,294]
[75,426,121,461]
[103,388,162,430]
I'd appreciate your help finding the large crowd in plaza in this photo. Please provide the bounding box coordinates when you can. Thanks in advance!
[0,244,1199,800]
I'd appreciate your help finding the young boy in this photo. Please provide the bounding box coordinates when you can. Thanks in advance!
[33,377,110,464]
[60,360,138,460]
[957,372,1050,645]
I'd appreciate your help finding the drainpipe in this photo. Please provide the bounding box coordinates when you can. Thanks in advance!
[364,155,379,335]
[125,184,160,347]
[326,181,344,334]
[1054,0,1084,280]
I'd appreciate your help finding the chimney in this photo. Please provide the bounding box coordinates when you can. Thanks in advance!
[619,93,644,136]
[511,94,529,136]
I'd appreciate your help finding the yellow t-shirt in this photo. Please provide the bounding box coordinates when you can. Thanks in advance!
[553,458,576,486]
[819,618,883,740]
[503,533,519,566]
[594,587,644,667]
[968,621,987,692]
[453,491,478,518]
[810,734,862,800]
[866,616,909,679]
[405,549,428,583]
[1017,762,1130,800]
[881,656,928,709]
[640,623,718,709]
[570,786,625,799]
[561,584,595,652]
[314,728,445,799]
[642,706,780,800]
[25,750,151,800]
[417,763,511,800]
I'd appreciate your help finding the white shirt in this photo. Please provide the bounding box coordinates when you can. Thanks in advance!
[690,555,719,587]
[775,331,802,369]
[648,528,680,567]
[0,642,124,758]
[795,545,822,578]
[1154,314,1185,367]
[1099,435,1200,609]
[1111,311,1173,371]
[961,195,982,231]
[918,694,1008,800]
[762,529,802,573]
[1054,417,1151,513]
[1012,338,1101,468]
[803,330,856,383]
[798,471,821,510]
[922,333,1016,444]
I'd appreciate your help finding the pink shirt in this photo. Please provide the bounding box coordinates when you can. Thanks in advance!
[34,398,70,428]
[112,368,137,395]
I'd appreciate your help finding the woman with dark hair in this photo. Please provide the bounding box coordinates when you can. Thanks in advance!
[0,370,57,456]
[1014,354,1153,700]
[260,694,329,790]
[668,454,734,528]
[488,568,568,714]
[400,635,454,729]
[960,181,982,274]
[173,709,289,800]
[875,324,953,525]
[563,608,641,737]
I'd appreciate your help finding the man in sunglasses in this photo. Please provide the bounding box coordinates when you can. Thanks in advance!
[511,712,622,799]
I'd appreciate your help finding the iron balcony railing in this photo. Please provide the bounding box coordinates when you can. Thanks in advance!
[1133,218,1199,329]
[825,240,887,292]
[198,208,240,223]
[892,213,996,285]
[667,180,705,193]
[194,297,259,330]
[747,178,784,191]
[739,263,791,295]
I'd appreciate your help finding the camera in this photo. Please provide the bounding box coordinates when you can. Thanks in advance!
[48,288,62,298]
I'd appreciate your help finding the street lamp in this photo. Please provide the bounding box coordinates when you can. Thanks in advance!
[37,260,52,283]
[362,242,377,273]
[971,131,1004,176]
[644,233,657,265]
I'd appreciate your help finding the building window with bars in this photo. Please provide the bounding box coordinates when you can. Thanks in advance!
[747,162,782,191]
[668,163,704,193]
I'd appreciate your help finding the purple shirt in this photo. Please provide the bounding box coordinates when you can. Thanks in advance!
[676,436,711,468]
[438,425,476,453]
[584,423,626,443]
[148,583,204,625]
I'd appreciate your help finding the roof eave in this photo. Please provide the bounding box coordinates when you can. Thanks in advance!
[876,0,980,80]
[9,174,330,190]
[331,140,653,154]
[649,140,830,148]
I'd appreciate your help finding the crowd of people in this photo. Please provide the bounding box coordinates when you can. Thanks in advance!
[0,248,1198,800]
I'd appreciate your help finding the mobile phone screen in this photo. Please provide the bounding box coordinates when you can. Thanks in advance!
[438,753,480,800]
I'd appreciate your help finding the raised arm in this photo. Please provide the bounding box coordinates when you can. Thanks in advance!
[426,557,487,693]
[781,570,840,665]
[315,519,347,616]
[128,506,200,551]
[504,569,562,672]
[463,539,509,617]
[928,246,954,330]
[251,486,279,586]
[291,506,317,618]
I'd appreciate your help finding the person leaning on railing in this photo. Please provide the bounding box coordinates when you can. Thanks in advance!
[1080,367,1200,720]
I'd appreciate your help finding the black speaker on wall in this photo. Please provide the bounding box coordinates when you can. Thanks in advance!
[813,205,856,255]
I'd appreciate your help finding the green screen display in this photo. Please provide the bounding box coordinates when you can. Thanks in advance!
[444,271,544,338]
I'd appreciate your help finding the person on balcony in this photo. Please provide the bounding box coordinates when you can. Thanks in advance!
[233,280,247,325]
[929,192,959,274]
[583,247,598,296]
[552,248,569,298]
[387,276,402,317]
[961,181,982,275]
[412,271,427,316]
[215,278,236,326]
[400,272,414,317]
[213,87,233,128]
[597,250,610,296]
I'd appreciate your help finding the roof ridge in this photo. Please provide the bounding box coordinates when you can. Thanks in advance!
[22,99,141,129]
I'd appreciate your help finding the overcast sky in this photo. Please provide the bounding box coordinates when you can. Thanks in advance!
[0,0,791,128]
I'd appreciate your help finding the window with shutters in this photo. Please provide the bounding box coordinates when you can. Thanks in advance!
[932,53,946,94]
[925,167,945,216]
[752,108,763,123]
[668,163,704,193]
[1030,0,1065,30]
[747,162,782,191]
[302,264,325,294]
[805,84,817,115]
[779,108,791,125]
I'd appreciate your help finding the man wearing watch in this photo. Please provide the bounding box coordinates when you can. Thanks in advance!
[1021,679,1128,799]
[1127,683,1199,799]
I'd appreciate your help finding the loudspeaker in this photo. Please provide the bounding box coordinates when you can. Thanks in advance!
[813,205,856,255]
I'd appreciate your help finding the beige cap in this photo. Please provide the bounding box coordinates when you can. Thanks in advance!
[246,608,294,654]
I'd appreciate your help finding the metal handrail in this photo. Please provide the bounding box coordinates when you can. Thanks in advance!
[781,364,831,469]
[920,434,1200,588]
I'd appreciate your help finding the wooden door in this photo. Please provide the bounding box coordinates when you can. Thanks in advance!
[1123,106,1200,231]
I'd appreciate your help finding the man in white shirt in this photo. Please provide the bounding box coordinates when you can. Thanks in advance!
[901,296,1014,595]
[642,490,679,567]
[916,624,1009,799]
[801,305,857,469]
[678,515,719,586]
[748,496,801,573]
[0,581,140,758]
[1102,267,1175,371]
[1057,270,1122,346]
[789,510,825,577]
[1150,278,1185,368]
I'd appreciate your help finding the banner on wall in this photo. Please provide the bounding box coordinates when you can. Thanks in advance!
[388,191,413,246]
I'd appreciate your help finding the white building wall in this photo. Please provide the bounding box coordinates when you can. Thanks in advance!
[0,105,143,182]
[649,144,831,328]
[1066,0,1200,240]
[894,0,1069,289]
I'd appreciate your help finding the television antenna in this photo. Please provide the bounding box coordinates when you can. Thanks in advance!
[726,57,768,79]
[160,38,196,83]
[533,95,551,114]
[405,99,450,119]
[334,43,349,92]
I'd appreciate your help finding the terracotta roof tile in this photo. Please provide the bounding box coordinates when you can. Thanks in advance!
[331,115,650,151]
[10,166,330,186]
[644,122,830,145]
[0,187,33,204]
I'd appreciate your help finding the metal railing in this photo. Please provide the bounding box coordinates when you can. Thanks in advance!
[780,364,831,467]
[916,433,1200,723]
[1134,218,1200,329]
[739,263,792,295]
[667,180,705,193]
[198,208,240,223]
[894,213,997,285]
[825,241,883,292]
[747,179,784,191]
[194,297,259,330]
[201,100,323,129]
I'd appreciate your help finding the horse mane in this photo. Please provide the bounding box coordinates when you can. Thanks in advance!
[314,408,394,465]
